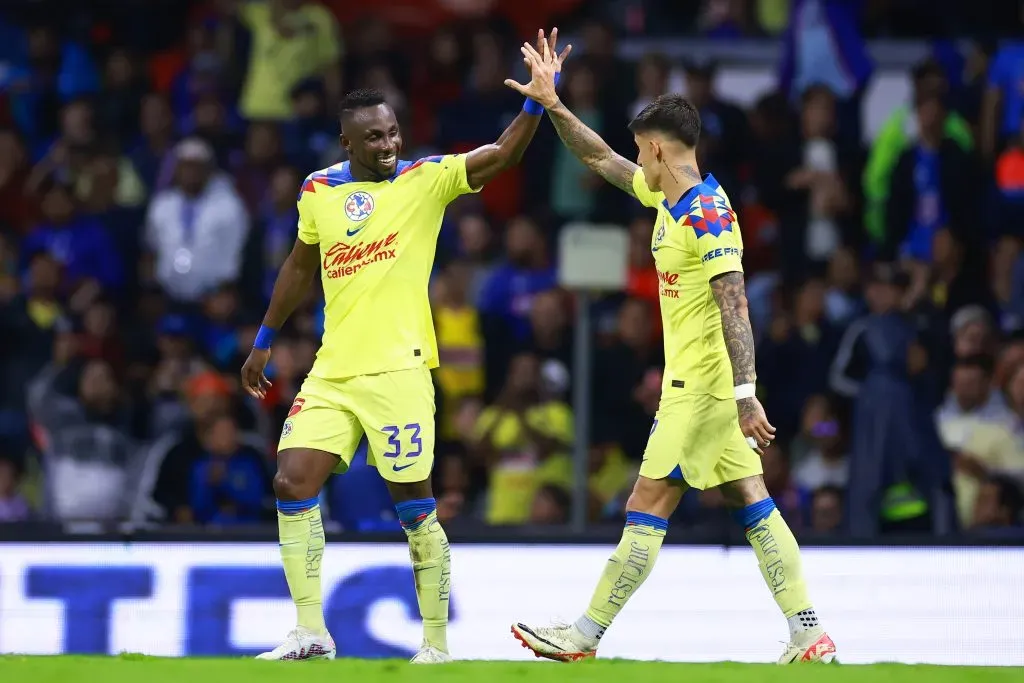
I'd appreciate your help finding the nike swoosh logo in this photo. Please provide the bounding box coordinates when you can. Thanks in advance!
[393,463,415,472]
[346,225,365,237]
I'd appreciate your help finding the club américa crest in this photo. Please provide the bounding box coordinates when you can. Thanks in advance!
[344,191,374,221]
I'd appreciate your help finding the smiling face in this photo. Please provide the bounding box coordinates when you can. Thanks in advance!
[341,103,402,180]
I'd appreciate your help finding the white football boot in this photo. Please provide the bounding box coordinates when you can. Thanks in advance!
[777,628,838,664]
[256,626,336,661]
[410,640,452,664]
[511,622,597,662]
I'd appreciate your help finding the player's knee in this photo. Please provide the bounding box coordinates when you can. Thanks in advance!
[273,469,317,502]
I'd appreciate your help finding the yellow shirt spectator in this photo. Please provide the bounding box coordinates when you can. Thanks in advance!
[474,402,572,525]
[239,0,342,120]
[434,305,484,439]
[957,423,1024,526]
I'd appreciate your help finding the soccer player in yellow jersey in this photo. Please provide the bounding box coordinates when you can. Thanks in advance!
[240,30,571,664]
[504,44,837,664]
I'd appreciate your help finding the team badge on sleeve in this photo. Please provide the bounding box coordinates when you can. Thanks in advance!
[344,191,375,222]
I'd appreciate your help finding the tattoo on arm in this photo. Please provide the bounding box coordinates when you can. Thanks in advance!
[547,101,638,196]
[709,271,756,386]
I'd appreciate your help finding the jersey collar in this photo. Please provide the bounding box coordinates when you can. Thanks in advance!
[662,172,717,222]
[335,160,414,184]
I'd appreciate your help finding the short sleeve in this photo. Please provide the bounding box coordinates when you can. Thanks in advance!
[632,168,663,208]
[296,179,318,245]
[687,198,744,281]
[425,154,481,204]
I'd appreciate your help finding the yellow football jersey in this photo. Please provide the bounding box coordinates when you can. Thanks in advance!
[632,169,744,400]
[296,155,479,380]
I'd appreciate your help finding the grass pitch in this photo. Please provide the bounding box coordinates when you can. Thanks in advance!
[1,656,1021,683]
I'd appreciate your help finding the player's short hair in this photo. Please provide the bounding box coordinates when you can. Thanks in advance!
[627,94,700,148]
[339,88,388,120]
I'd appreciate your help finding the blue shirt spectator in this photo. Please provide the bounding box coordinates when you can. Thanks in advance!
[987,42,1024,139]
[189,414,269,525]
[21,183,122,291]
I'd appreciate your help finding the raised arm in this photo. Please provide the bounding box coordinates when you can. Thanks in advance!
[240,238,320,398]
[709,271,775,453]
[464,112,544,190]
[546,102,638,196]
[505,34,636,196]
[466,28,571,190]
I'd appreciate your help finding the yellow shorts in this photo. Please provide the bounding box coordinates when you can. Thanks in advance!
[639,390,762,490]
[278,364,435,484]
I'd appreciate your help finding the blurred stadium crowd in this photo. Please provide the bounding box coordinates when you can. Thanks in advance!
[2,0,1024,538]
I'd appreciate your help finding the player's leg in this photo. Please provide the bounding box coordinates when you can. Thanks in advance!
[715,450,836,663]
[258,380,363,661]
[512,410,689,662]
[352,366,452,663]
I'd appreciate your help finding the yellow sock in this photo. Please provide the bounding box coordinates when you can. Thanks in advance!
[400,506,451,653]
[745,508,813,618]
[579,512,667,634]
[278,505,327,633]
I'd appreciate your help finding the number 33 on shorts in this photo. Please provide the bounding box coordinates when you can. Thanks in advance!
[376,422,431,481]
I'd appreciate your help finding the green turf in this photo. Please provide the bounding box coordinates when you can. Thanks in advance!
[1,657,1021,683]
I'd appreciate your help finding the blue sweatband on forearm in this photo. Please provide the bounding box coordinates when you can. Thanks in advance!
[523,72,561,114]
[253,325,276,350]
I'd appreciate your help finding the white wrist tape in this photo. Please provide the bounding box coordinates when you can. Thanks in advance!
[735,383,756,400]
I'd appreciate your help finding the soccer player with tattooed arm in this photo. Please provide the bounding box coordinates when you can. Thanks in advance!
[503,41,837,664]
[240,29,571,663]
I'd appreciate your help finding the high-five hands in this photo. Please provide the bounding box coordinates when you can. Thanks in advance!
[504,27,572,109]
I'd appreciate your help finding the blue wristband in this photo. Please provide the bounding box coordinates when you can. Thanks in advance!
[254,325,276,350]
[523,72,561,114]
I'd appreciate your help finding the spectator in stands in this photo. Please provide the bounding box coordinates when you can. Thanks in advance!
[432,263,485,442]
[760,277,843,437]
[551,59,604,221]
[28,356,139,521]
[131,94,177,193]
[0,253,62,435]
[283,78,339,170]
[755,84,857,281]
[0,456,30,522]
[150,370,240,522]
[809,485,844,534]
[628,52,671,120]
[885,92,977,265]
[981,32,1024,158]
[529,483,571,525]
[683,59,749,189]
[831,264,942,537]
[143,138,249,304]
[455,213,499,305]
[594,298,663,460]
[189,413,271,525]
[97,47,147,142]
[936,354,1012,452]
[970,475,1024,535]
[527,289,573,390]
[792,395,849,491]
[242,164,300,308]
[778,0,873,143]
[233,0,343,121]
[948,362,1024,527]
[0,129,38,234]
[864,59,973,247]
[21,179,123,294]
[995,117,1024,239]
[233,121,283,214]
[471,352,572,525]
[823,246,863,326]
[478,216,556,388]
